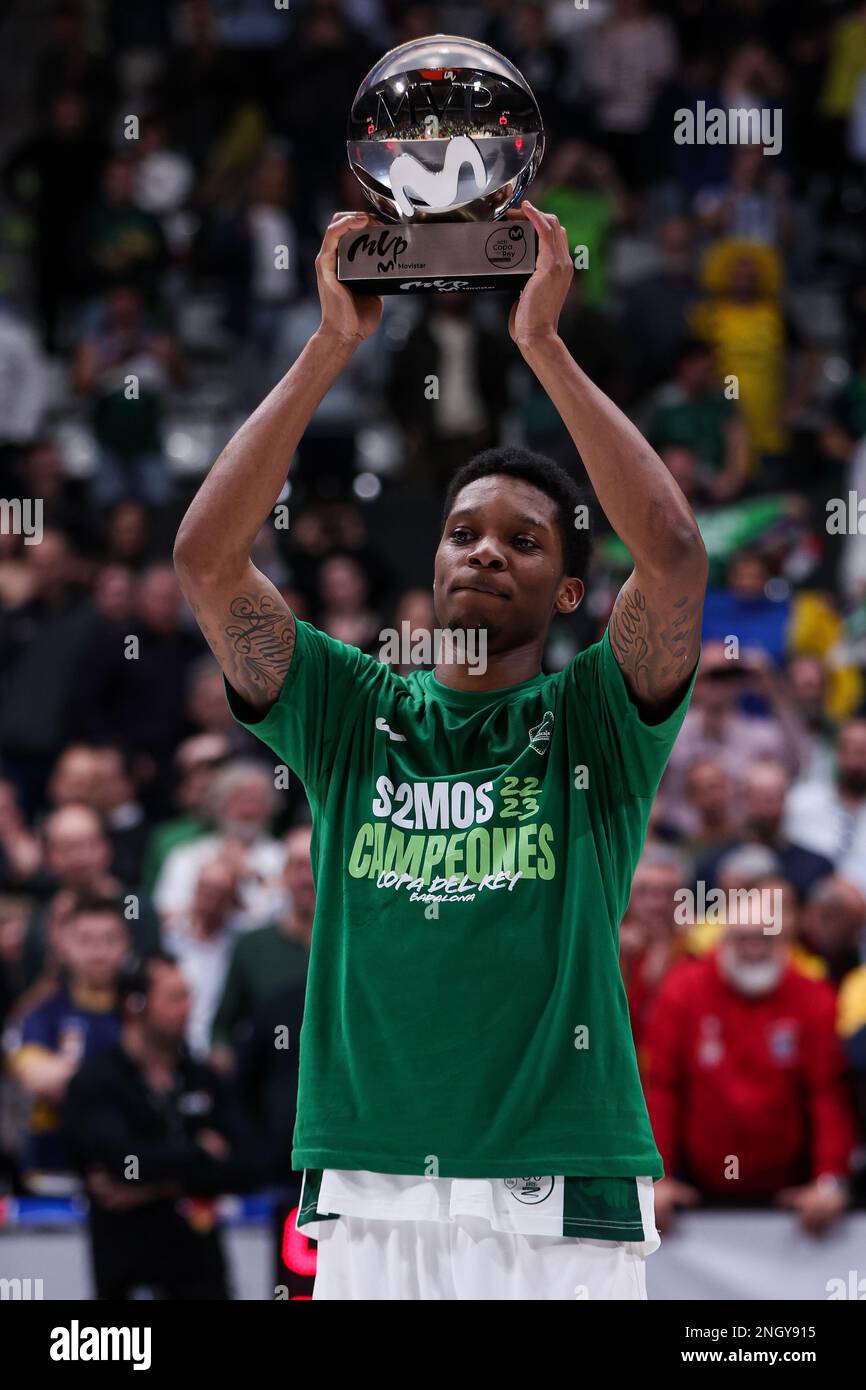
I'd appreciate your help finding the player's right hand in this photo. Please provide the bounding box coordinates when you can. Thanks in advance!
[315,211,384,349]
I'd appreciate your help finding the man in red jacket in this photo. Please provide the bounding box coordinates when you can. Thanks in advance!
[644,873,856,1233]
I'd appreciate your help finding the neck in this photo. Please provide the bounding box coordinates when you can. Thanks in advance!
[281,907,313,947]
[124,1026,179,1073]
[434,635,545,692]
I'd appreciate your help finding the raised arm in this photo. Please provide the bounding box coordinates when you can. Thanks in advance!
[508,202,708,720]
[173,211,384,711]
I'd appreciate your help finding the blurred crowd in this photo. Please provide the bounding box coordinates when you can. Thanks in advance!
[2,0,866,1295]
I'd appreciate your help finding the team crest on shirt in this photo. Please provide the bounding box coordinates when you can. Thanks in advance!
[504,1176,554,1204]
[767,1018,799,1063]
[528,710,555,756]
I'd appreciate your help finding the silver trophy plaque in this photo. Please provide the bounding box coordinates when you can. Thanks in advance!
[338,34,544,295]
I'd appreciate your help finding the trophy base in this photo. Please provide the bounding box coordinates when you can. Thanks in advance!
[337,219,537,295]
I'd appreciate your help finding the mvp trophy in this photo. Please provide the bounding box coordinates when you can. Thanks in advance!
[337,34,545,295]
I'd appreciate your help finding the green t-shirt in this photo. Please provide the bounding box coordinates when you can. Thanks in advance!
[225,618,695,1179]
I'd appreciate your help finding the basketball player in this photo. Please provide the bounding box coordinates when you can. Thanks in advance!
[174,202,708,1300]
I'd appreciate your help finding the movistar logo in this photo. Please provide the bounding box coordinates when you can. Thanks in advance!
[390,136,486,218]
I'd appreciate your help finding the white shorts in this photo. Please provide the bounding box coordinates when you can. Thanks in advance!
[312,1213,649,1301]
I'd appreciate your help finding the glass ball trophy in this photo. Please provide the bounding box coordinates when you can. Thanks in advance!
[337,34,545,295]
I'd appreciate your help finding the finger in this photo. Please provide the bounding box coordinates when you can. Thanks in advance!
[318,212,374,264]
[522,202,558,260]
[775,1187,803,1209]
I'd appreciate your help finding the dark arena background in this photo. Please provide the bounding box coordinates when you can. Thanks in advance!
[1,0,866,1331]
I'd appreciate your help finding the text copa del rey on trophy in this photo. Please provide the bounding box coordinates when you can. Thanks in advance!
[336,35,545,296]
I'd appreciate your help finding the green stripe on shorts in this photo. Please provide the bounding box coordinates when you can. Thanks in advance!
[562,1176,645,1241]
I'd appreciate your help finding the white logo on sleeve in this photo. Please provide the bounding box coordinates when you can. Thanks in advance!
[528,710,555,755]
[375,716,406,743]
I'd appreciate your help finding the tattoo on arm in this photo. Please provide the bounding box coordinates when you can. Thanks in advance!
[190,591,296,708]
[609,584,703,708]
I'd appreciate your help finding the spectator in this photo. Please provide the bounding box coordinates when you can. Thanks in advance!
[71,284,184,510]
[316,552,382,652]
[387,293,511,492]
[23,803,161,979]
[0,529,98,815]
[163,859,245,1059]
[659,640,800,825]
[784,719,866,894]
[6,894,128,1192]
[534,139,626,311]
[0,780,41,891]
[696,759,834,901]
[585,0,678,186]
[646,887,856,1232]
[211,825,313,1063]
[154,761,284,930]
[801,877,866,986]
[62,950,261,1299]
[2,88,104,348]
[648,339,749,503]
[676,756,740,858]
[68,563,205,783]
[89,746,151,889]
[620,845,692,1062]
[85,154,167,297]
[620,217,701,393]
[0,291,51,482]
[140,734,227,893]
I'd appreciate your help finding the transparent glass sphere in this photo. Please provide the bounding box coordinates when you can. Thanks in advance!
[347,35,545,224]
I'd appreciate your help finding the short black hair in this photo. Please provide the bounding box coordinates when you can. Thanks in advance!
[674,337,713,371]
[117,950,180,1013]
[442,446,592,580]
[70,892,126,925]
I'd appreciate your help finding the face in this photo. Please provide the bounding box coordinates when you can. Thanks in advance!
[104,158,136,203]
[727,255,760,299]
[744,765,787,834]
[95,565,135,621]
[27,531,68,590]
[789,657,825,714]
[678,353,713,393]
[685,760,730,819]
[143,963,192,1043]
[219,782,270,841]
[139,569,181,633]
[50,748,100,805]
[190,670,232,732]
[108,502,147,556]
[192,861,238,919]
[627,862,682,937]
[46,809,111,886]
[838,723,866,794]
[434,477,582,654]
[284,828,315,917]
[90,749,133,812]
[719,913,787,996]
[319,555,367,613]
[728,553,766,599]
[63,912,128,990]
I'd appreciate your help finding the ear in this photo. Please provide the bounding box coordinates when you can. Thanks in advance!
[555,577,584,615]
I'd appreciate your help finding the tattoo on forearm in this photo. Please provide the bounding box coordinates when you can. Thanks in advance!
[190,592,295,702]
[609,586,702,701]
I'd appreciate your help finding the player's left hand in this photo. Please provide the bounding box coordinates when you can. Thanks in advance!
[505,200,573,351]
